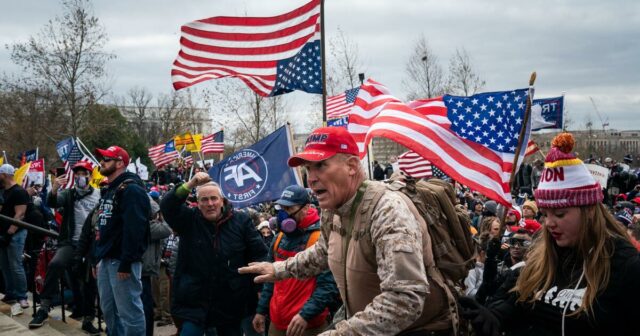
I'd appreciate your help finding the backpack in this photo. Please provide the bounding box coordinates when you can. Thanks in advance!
[346,173,475,333]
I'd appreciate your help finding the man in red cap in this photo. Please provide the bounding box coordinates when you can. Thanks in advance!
[241,127,453,335]
[93,145,150,335]
[29,161,102,333]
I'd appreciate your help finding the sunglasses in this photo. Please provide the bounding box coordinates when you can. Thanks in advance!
[101,157,121,163]
[509,238,532,248]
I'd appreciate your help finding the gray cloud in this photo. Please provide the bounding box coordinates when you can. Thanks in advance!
[1,0,638,130]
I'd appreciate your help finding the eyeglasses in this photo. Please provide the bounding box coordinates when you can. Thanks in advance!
[509,238,532,248]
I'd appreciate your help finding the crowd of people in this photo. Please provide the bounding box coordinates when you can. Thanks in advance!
[1,127,640,336]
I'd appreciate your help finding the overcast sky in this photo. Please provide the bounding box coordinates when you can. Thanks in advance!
[1,0,639,131]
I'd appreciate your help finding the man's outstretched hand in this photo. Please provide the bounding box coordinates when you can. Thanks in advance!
[238,262,277,283]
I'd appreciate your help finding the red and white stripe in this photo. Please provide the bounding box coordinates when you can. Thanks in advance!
[200,133,224,154]
[525,140,540,157]
[347,79,518,206]
[398,151,432,178]
[327,92,352,119]
[171,0,320,96]
[148,144,179,168]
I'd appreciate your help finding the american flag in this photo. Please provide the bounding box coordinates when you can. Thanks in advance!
[525,140,540,157]
[348,79,531,206]
[171,0,322,97]
[62,144,94,189]
[149,140,179,168]
[200,131,224,154]
[326,87,360,119]
[398,151,432,179]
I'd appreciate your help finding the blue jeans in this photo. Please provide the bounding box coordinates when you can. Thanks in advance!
[97,259,145,336]
[181,321,218,336]
[0,229,28,300]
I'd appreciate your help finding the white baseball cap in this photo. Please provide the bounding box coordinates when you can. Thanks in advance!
[0,164,15,175]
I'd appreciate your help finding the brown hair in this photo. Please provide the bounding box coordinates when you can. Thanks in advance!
[479,216,500,235]
[513,203,629,315]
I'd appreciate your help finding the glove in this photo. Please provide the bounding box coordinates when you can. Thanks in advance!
[458,296,501,336]
[486,237,501,259]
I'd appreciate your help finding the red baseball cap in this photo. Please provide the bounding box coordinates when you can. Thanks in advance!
[72,161,94,173]
[95,146,130,166]
[288,127,360,167]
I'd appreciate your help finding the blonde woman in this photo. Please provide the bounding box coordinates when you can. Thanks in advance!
[459,133,640,336]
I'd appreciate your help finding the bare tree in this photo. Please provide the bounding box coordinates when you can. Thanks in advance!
[446,48,485,96]
[0,81,68,162]
[402,35,445,100]
[204,82,289,148]
[120,87,153,137]
[328,28,364,92]
[7,0,115,137]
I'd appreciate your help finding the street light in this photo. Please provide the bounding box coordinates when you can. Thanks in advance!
[358,73,365,85]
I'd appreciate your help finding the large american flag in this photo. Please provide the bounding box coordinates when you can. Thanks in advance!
[326,87,360,119]
[62,144,94,189]
[398,151,432,179]
[171,0,322,97]
[201,131,224,154]
[348,79,531,206]
[149,140,180,168]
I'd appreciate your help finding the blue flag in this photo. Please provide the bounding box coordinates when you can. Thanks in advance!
[532,96,564,131]
[56,137,76,162]
[208,125,301,208]
[17,149,37,163]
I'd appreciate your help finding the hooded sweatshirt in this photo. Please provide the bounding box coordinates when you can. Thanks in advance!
[93,172,151,273]
[489,237,640,336]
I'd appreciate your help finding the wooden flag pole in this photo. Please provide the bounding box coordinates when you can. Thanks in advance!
[509,72,537,194]
[320,0,327,125]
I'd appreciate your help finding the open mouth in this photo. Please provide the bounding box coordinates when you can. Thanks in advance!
[314,189,327,196]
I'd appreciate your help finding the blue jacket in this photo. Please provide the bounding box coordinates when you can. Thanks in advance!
[93,172,150,273]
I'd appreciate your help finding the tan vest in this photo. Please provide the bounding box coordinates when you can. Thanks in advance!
[324,182,455,333]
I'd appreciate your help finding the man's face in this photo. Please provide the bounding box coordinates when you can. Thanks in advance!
[99,157,121,176]
[282,204,307,223]
[523,207,535,218]
[303,155,357,210]
[506,213,517,224]
[509,233,532,261]
[197,185,224,221]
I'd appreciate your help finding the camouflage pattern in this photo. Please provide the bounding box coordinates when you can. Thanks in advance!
[273,187,429,336]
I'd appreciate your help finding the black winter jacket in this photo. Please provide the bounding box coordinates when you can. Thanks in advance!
[160,185,268,327]
[93,172,150,273]
[488,238,640,336]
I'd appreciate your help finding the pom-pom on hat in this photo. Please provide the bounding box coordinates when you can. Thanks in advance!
[534,133,603,208]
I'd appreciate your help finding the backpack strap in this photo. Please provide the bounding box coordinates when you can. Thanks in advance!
[305,230,321,249]
[272,232,284,256]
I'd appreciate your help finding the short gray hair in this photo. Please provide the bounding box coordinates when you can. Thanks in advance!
[196,181,223,198]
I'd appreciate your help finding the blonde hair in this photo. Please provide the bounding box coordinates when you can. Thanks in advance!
[513,203,629,315]
[479,216,500,235]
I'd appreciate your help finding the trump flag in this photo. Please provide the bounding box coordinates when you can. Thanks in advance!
[208,125,301,208]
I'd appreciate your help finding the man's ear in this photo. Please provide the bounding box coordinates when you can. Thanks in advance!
[346,156,361,175]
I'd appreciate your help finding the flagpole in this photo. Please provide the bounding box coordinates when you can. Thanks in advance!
[2,150,7,164]
[286,122,304,186]
[35,147,39,161]
[320,0,327,125]
[509,72,537,192]
[75,137,99,164]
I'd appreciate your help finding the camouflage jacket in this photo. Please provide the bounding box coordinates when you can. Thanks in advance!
[273,185,429,335]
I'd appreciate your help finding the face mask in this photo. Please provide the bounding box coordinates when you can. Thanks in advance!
[277,209,298,233]
[75,176,89,189]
